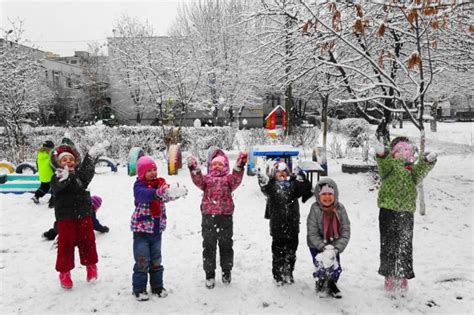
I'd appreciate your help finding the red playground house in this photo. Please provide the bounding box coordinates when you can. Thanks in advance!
[265,105,286,130]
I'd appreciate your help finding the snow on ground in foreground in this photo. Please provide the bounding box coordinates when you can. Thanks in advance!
[0,122,473,314]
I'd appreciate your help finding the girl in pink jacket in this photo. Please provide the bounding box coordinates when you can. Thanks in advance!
[187,149,247,289]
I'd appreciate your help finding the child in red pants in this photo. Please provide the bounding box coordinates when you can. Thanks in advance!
[51,138,107,289]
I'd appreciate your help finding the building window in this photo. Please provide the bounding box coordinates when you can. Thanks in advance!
[70,60,77,64]
[66,77,73,88]
[52,71,60,86]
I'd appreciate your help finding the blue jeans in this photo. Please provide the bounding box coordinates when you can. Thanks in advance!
[309,248,342,282]
[132,232,164,293]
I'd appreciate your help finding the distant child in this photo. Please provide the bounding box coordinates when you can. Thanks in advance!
[90,195,109,233]
[131,156,187,301]
[50,138,107,289]
[42,195,109,240]
[257,160,312,285]
[32,140,55,207]
[307,178,350,298]
[187,149,247,289]
[375,136,437,294]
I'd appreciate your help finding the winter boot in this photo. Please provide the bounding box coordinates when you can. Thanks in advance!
[205,271,216,289]
[48,196,55,208]
[151,287,168,298]
[59,271,73,289]
[43,228,57,241]
[327,280,342,298]
[86,264,98,282]
[384,276,395,293]
[134,290,149,301]
[284,271,294,284]
[31,196,39,204]
[315,278,327,297]
[222,270,231,285]
[400,277,408,293]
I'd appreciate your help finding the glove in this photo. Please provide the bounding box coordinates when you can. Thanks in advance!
[425,151,437,163]
[165,183,188,200]
[187,156,198,170]
[55,166,69,182]
[88,140,111,159]
[374,142,386,156]
[236,151,248,168]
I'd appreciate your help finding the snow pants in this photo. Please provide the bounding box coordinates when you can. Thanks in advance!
[201,214,233,275]
[272,237,298,281]
[378,208,415,279]
[56,216,98,272]
[132,232,164,294]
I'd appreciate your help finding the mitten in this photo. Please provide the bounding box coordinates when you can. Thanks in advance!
[295,167,306,182]
[88,140,111,159]
[156,184,170,199]
[187,156,198,170]
[374,142,386,156]
[257,171,270,186]
[56,166,69,182]
[166,183,188,200]
[425,151,438,163]
[236,151,248,168]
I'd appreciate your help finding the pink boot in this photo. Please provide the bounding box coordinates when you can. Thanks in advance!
[59,271,73,289]
[384,276,394,292]
[400,277,408,292]
[86,264,98,282]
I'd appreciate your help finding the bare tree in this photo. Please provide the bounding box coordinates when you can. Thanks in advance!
[0,19,54,162]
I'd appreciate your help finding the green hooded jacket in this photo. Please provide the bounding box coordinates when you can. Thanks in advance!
[36,149,54,183]
[377,154,435,212]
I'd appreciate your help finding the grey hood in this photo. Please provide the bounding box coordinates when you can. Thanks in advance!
[314,177,339,206]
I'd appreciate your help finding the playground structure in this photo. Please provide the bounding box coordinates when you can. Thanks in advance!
[247,145,324,185]
[0,174,40,194]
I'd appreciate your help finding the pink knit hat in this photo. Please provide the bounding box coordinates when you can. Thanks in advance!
[211,156,226,166]
[137,156,157,180]
[91,195,102,212]
[319,184,335,195]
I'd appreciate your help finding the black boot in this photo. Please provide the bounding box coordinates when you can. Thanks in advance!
[151,287,168,298]
[43,228,57,240]
[327,280,342,298]
[222,270,231,284]
[205,271,215,289]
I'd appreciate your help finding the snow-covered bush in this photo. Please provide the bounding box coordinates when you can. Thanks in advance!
[339,118,371,148]
[0,125,235,163]
[328,135,345,159]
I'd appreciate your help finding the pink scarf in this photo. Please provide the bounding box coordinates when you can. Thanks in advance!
[322,206,340,242]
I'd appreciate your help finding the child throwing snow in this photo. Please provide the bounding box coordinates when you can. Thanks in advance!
[187,149,247,289]
[307,178,350,298]
[50,138,108,289]
[257,161,312,286]
[131,156,188,301]
[32,140,55,207]
[375,137,437,294]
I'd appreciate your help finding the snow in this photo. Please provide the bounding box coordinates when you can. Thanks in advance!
[1,122,473,314]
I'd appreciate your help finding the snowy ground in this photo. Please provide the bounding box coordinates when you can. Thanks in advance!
[1,122,473,314]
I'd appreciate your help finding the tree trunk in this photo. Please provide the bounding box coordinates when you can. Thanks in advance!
[430,100,438,132]
[284,84,294,136]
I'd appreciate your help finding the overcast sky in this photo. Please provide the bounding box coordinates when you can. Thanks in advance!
[1,0,190,56]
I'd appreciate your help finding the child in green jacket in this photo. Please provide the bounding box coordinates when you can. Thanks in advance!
[32,140,55,207]
[375,136,437,294]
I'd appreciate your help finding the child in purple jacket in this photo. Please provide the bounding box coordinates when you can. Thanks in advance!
[187,149,247,289]
[131,156,187,301]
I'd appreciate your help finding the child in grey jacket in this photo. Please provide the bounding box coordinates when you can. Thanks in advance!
[307,178,350,298]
